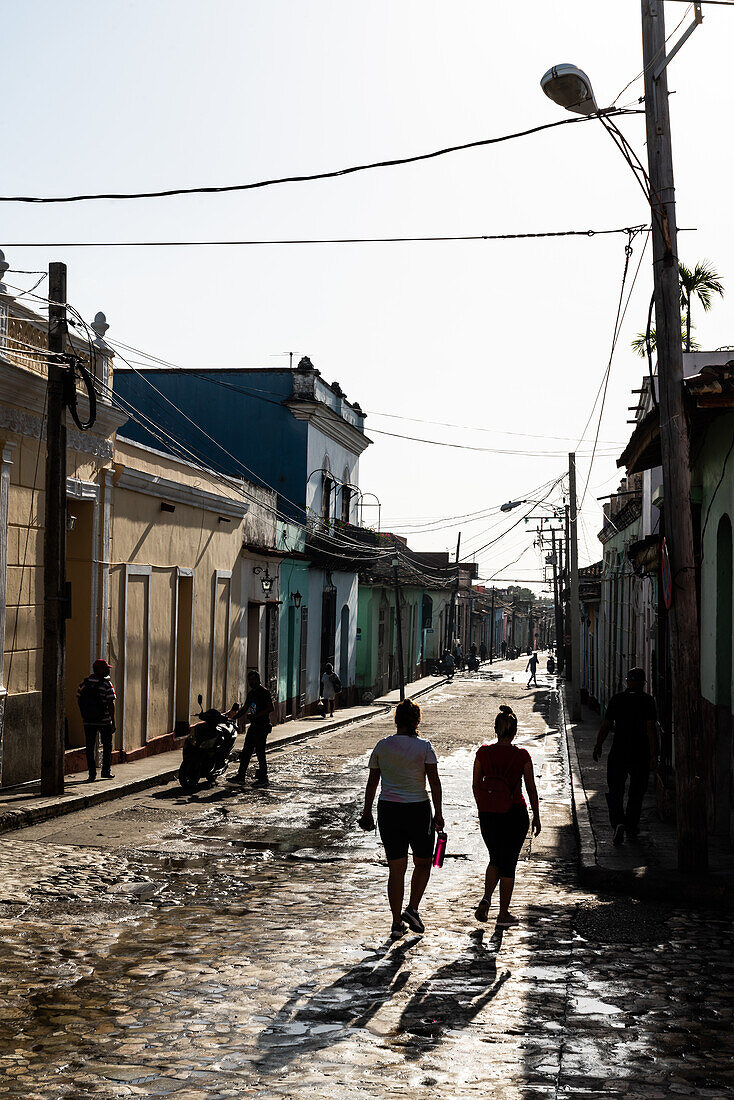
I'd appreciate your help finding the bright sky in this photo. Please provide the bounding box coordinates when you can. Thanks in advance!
[3,1,732,591]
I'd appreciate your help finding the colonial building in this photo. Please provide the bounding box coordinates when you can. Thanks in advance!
[114,356,372,720]
[0,256,281,785]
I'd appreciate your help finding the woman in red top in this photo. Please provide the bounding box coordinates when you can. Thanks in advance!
[472,705,541,928]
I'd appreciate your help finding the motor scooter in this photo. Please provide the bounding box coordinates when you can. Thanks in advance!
[178,693,238,791]
[467,652,480,672]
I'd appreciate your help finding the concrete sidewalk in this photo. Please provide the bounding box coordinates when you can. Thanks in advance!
[0,673,448,837]
[562,681,734,906]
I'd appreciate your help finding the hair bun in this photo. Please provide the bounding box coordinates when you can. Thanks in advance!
[499,705,514,714]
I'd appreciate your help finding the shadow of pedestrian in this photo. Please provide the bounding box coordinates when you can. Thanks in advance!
[254,937,418,1071]
[394,929,510,1061]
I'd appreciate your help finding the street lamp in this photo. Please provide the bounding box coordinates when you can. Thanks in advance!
[253,565,274,596]
[501,499,564,516]
[540,64,599,115]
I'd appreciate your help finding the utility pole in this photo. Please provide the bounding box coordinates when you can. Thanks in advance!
[41,263,68,795]
[489,586,495,663]
[552,528,563,669]
[392,559,405,701]
[641,0,707,871]
[446,532,461,651]
[568,453,582,723]
[556,536,565,674]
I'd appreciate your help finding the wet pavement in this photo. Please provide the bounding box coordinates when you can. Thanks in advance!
[1,661,733,1098]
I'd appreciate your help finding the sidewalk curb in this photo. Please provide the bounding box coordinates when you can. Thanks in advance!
[559,682,599,880]
[560,682,734,908]
[0,677,449,839]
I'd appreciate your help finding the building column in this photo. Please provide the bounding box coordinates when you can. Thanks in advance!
[100,469,113,657]
[0,442,17,692]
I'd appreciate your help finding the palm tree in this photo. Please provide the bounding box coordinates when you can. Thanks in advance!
[631,317,699,359]
[678,260,724,352]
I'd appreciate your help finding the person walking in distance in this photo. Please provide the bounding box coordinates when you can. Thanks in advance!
[227,670,274,788]
[473,705,541,928]
[320,662,337,718]
[359,700,444,940]
[525,652,539,688]
[77,659,116,782]
[593,667,658,845]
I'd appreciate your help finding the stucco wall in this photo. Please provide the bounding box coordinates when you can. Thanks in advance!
[114,369,309,522]
[697,414,734,708]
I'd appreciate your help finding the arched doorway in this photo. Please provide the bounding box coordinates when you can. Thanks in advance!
[714,514,733,835]
[340,604,350,688]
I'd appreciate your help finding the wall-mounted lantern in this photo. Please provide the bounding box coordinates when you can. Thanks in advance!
[254,565,274,595]
[291,590,302,609]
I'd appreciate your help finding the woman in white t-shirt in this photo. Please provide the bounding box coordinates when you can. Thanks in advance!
[359,699,444,940]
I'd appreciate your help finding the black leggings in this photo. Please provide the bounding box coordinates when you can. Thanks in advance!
[479,804,529,878]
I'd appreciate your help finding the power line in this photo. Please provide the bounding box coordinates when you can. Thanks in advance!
[0,112,640,205]
[0,226,646,248]
[370,425,619,458]
[366,408,625,446]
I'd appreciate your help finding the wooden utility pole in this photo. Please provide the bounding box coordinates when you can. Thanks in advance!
[489,586,495,662]
[552,528,563,668]
[641,0,707,871]
[568,454,582,723]
[446,532,461,651]
[41,262,68,795]
[392,560,405,701]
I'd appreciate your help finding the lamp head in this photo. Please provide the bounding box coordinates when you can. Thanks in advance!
[540,64,598,116]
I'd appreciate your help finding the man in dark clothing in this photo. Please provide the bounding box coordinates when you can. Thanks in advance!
[593,667,658,845]
[479,642,487,662]
[227,670,275,787]
[77,659,116,782]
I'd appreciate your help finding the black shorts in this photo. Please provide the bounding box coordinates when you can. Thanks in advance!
[377,800,434,862]
[479,803,530,878]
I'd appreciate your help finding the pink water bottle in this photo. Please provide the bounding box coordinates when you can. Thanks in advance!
[433,831,447,868]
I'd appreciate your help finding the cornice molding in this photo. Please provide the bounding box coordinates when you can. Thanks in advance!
[284,399,371,456]
[0,355,126,453]
[116,466,249,519]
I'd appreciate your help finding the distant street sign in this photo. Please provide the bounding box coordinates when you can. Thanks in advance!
[661,537,672,610]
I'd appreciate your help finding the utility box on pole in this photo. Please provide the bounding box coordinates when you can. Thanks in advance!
[41,262,68,795]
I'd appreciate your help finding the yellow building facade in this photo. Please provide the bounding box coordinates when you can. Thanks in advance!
[0,271,282,786]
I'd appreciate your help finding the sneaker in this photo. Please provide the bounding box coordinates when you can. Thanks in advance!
[253,778,270,788]
[402,906,425,934]
[613,824,625,846]
[390,921,407,941]
[100,773,115,780]
[84,775,97,783]
[227,774,247,785]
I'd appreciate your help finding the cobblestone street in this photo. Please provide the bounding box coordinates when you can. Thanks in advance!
[1,662,733,1098]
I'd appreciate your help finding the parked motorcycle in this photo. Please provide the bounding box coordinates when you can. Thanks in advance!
[178,693,238,791]
[467,652,480,673]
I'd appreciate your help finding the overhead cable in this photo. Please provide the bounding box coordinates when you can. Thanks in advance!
[0,112,640,205]
[0,226,647,248]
